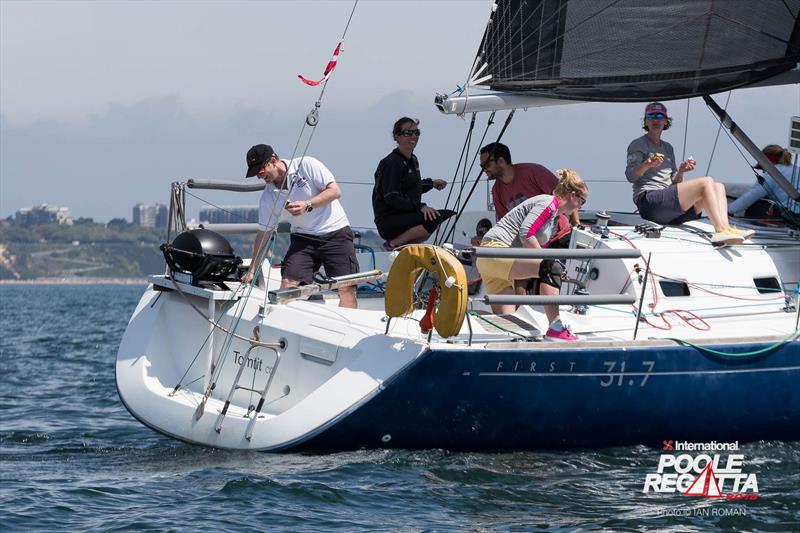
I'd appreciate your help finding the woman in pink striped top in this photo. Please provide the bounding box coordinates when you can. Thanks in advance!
[476,169,588,341]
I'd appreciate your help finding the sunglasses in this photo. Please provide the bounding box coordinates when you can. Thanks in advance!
[645,112,667,120]
[479,158,495,170]
[401,129,421,137]
[574,192,587,206]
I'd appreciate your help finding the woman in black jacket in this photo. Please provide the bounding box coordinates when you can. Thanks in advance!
[372,117,455,249]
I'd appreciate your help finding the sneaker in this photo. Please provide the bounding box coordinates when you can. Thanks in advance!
[710,230,744,246]
[729,226,755,240]
[545,325,579,341]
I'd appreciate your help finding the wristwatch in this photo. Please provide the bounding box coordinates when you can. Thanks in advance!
[305,201,314,213]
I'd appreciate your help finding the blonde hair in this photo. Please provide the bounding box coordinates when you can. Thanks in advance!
[762,144,792,165]
[553,168,587,198]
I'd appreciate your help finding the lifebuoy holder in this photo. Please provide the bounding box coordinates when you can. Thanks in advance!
[384,245,468,338]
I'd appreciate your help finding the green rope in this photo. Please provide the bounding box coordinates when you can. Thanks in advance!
[665,332,800,357]
[468,311,528,338]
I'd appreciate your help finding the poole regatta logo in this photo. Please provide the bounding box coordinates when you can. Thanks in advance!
[643,440,759,501]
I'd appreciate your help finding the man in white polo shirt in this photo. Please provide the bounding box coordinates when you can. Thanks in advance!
[241,144,359,308]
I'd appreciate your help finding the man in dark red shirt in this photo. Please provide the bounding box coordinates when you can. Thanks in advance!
[479,142,580,226]
[479,142,578,300]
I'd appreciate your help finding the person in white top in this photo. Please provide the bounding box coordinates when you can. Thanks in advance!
[241,144,359,308]
[728,144,800,217]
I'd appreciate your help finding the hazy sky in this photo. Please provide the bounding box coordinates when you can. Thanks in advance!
[2,0,799,230]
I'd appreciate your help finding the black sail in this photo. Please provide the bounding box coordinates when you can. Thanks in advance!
[477,0,800,101]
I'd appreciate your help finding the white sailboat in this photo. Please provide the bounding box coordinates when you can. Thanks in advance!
[117,0,800,451]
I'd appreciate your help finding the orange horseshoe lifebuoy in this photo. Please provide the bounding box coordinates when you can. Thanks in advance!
[384,244,468,338]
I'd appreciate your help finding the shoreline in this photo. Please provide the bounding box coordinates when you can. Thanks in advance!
[0,277,147,285]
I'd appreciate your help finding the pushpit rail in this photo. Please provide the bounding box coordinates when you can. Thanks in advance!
[482,294,637,306]
[460,246,643,344]
[269,270,384,304]
[187,178,266,192]
[465,246,641,308]
[463,247,643,260]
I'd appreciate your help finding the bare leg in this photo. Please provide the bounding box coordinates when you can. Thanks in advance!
[513,279,528,297]
[508,258,542,280]
[714,182,730,228]
[539,283,560,324]
[488,259,542,314]
[389,225,430,246]
[337,286,357,309]
[280,278,300,289]
[490,286,516,314]
[677,177,729,232]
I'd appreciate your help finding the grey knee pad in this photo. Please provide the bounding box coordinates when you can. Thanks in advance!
[538,259,563,289]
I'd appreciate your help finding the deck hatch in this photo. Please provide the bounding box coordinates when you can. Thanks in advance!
[659,280,690,297]
[754,277,782,295]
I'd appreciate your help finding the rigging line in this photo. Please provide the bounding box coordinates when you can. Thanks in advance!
[454,114,478,214]
[593,300,782,317]
[704,91,732,176]
[209,233,279,370]
[204,259,266,381]
[442,110,515,244]
[251,2,360,285]
[682,99,690,163]
[436,112,497,245]
[665,331,799,358]
[432,119,474,245]
[702,93,768,178]
[449,128,475,217]
[164,274,278,349]
[313,0,358,104]
[435,114,479,244]
[170,320,217,394]
[442,114,477,212]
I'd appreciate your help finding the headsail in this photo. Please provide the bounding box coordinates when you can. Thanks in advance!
[438,0,800,114]
[476,0,800,101]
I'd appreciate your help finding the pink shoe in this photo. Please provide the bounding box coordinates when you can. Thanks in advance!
[545,326,579,341]
[383,240,399,251]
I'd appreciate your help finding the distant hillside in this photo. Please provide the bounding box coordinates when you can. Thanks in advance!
[0,221,384,280]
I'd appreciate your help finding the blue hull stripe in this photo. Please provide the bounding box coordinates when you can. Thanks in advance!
[479,365,800,378]
[296,340,800,451]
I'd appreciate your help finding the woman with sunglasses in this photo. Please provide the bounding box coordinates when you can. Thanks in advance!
[372,117,455,249]
[625,102,753,245]
[475,168,588,341]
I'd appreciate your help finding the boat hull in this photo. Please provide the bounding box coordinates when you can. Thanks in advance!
[297,340,800,451]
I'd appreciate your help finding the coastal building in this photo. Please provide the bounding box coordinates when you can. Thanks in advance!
[199,206,258,224]
[132,204,168,228]
[15,204,73,226]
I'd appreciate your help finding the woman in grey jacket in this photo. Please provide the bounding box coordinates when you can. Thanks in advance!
[625,102,753,245]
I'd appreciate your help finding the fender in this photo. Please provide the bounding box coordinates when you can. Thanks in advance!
[385,245,468,338]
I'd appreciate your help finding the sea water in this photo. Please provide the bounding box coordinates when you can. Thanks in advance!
[1,285,798,531]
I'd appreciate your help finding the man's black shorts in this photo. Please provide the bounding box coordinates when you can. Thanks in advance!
[282,226,359,284]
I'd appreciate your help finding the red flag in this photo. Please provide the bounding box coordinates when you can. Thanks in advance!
[298,42,342,86]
